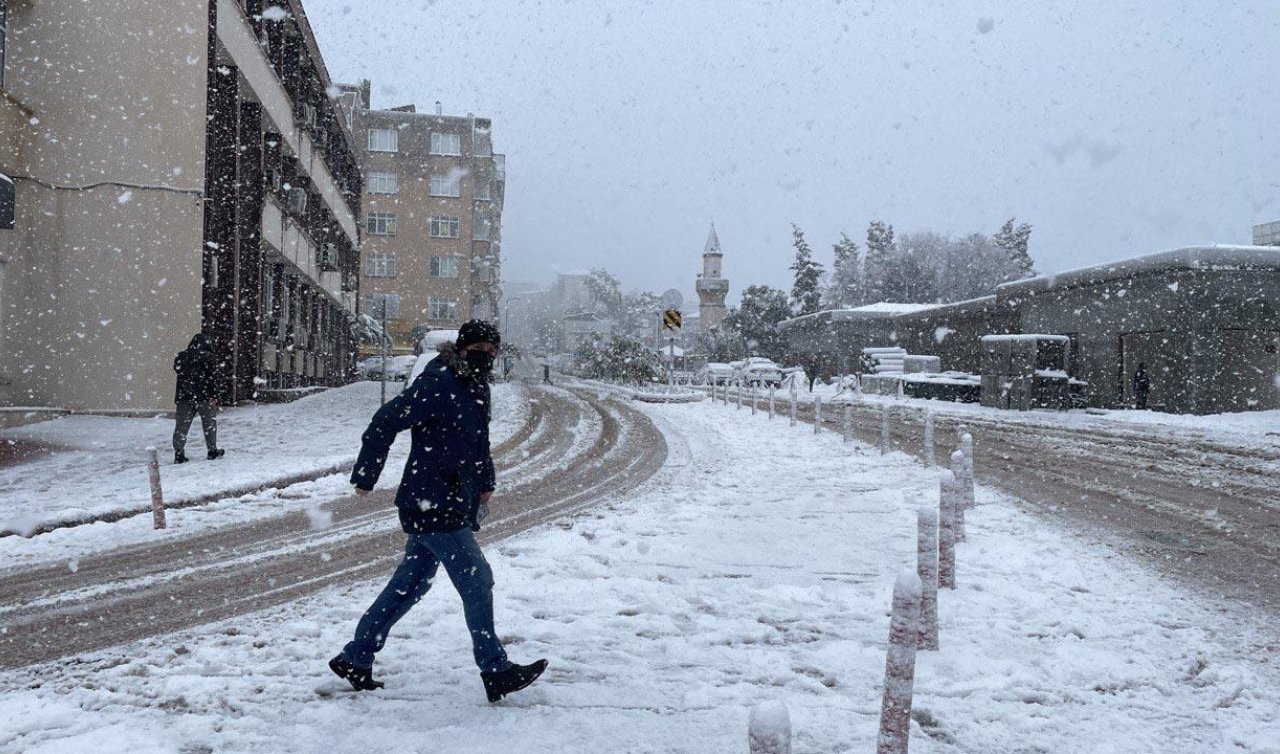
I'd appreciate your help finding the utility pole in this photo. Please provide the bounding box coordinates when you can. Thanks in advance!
[380,299,389,406]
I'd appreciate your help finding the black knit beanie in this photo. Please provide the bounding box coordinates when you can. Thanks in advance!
[455,319,501,351]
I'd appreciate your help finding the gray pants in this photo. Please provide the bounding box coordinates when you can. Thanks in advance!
[173,400,218,455]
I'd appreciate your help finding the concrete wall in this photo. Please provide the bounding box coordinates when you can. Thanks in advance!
[1008,268,1280,413]
[0,0,209,410]
[895,297,1021,374]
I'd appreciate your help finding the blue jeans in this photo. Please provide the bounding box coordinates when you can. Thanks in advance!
[341,528,512,674]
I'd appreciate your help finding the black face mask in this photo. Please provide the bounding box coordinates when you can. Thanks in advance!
[464,349,496,377]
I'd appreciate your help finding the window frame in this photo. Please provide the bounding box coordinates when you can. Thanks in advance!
[429,215,460,239]
[365,293,402,320]
[430,255,460,279]
[473,212,492,241]
[429,173,462,198]
[430,132,462,156]
[367,171,398,195]
[364,254,398,278]
[427,296,459,321]
[367,128,399,153]
[366,211,398,236]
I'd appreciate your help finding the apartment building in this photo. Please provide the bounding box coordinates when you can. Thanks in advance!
[0,0,362,411]
[338,82,505,353]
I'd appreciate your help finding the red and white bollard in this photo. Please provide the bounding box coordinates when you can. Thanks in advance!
[938,471,957,589]
[146,447,166,530]
[917,506,940,650]
[949,450,967,542]
[877,573,921,754]
[748,700,792,754]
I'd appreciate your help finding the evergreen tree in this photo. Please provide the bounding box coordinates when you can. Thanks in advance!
[722,285,791,362]
[788,224,825,315]
[828,233,861,307]
[863,221,896,302]
[993,218,1036,281]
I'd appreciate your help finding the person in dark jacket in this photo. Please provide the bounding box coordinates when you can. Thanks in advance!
[1133,362,1151,410]
[172,333,224,464]
[329,320,547,703]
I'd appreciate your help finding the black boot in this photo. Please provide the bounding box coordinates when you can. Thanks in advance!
[208,448,225,460]
[481,659,548,703]
[174,452,188,464]
[329,655,384,691]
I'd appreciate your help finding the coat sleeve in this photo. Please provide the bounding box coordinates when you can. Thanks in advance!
[350,379,441,490]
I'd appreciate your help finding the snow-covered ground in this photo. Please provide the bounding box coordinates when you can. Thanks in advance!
[2,393,1276,753]
[0,381,529,566]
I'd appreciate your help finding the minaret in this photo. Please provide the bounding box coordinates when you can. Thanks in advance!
[696,223,729,331]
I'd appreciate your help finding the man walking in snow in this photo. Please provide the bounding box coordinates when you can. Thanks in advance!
[329,320,547,702]
[172,333,224,464]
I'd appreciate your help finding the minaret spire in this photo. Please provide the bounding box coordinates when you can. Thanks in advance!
[696,222,729,332]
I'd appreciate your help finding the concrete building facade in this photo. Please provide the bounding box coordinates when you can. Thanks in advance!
[0,0,363,411]
[339,82,505,354]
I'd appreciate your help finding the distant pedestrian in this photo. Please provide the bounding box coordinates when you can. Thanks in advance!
[172,333,223,464]
[542,363,552,384]
[1133,362,1151,410]
[329,320,547,703]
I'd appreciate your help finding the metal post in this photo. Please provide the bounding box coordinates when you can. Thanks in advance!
[950,451,967,542]
[813,396,822,435]
[751,385,758,415]
[880,404,891,455]
[146,447,166,530]
[380,300,388,406]
[843,403,852,443]
[768,387,775,419]
[923,410,936,466]
[736,380,742,409]
[789,389,797,426]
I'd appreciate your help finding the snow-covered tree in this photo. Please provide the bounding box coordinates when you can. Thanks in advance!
[585,268,623,312]
[789,224,825,315]
[863,221,896,303]
[722,284,791,362]
[993,218,1036,281]
[828,233,861,307]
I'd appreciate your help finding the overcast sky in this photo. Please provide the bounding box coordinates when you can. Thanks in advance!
[305,0,1280,305]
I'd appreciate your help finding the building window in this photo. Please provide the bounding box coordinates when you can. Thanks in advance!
[430,132,462,156]
[366,212,397,236]
[367,128,398,152]
[430,256,460,279]
[367,172,398,195]
[429,215,460,238]
[428,297,459,320]
[430,173,461,197]
[475,179,491,201]
[474,212,492,241]
[364,293,401,320]
[364,254,397,277]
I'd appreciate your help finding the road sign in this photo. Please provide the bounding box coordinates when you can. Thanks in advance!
[662,309,682,331]
[661,288,684,310]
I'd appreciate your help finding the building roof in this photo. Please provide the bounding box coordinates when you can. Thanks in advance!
[997,245,1280,299]
[704,223,722,256]
[778,301,936,330]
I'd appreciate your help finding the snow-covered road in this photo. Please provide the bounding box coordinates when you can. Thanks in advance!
[1,391,1276,753]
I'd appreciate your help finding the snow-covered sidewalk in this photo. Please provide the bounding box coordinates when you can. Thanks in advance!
[1,397,1276,753]
[0,381,529,541]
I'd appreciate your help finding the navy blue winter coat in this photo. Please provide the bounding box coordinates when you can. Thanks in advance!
[350,352,496,533]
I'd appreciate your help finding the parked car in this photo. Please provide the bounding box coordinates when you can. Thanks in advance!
[359,354,418,381]
[736,357,784,387]
[698,362,735,385]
